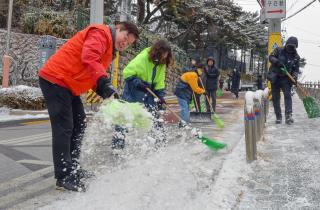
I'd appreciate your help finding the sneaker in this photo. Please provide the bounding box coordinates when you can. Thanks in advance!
[275,118,282,124]
[76,168,95,179]
[285,114,294,125]
[111,138,125,150]
[178,121,187,128]
[56,176,86,192]
[285,117,294,125]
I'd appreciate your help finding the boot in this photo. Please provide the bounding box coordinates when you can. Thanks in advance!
[275,115,282,124]
[285,113,294,125]
[56,175,86,192]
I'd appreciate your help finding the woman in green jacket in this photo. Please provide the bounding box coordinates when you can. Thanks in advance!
[113,40,173,149]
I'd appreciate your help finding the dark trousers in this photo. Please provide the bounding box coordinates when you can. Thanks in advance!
[271,78,292,119]
[205,89,217,112]
[39,77,86,180]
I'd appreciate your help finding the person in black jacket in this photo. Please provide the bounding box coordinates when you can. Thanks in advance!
[231,68,241,98]
[269,36,300,124]
[257,75,263,90]
[202,57,220,112]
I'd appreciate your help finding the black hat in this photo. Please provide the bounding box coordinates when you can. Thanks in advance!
[285,36,298,48]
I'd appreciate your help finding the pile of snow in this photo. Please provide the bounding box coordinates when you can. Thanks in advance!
[0,85,45,110]
[245,91,254,113]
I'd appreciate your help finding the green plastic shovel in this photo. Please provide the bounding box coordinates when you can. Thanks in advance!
[281,65,320,118]
[146,88,227,150]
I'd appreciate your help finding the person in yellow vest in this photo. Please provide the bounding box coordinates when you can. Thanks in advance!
[174,68,205,127]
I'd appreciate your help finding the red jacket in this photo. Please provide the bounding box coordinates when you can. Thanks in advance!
[39,24,114,96]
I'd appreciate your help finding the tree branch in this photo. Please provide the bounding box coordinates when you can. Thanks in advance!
[143,0,168,24]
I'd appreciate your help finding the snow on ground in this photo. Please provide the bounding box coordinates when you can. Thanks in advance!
[0,107,48,122]
[40,104,249,210]
[0,85,43,99]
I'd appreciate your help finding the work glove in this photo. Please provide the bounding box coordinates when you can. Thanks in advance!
[156,96,166,110]
[96,77,119,99]
[137,80,152,91]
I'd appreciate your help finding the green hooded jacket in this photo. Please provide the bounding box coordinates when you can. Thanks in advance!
[123,47,166,90]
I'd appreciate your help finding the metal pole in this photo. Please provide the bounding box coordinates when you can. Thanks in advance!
[5,0,13,55]
[2,0,13,88]
[254,101,261,141]
[119,0,132,21]
[90,0,104,24]
[244,104,257,162]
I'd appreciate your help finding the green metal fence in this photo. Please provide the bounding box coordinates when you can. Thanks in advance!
[76,8,90,31]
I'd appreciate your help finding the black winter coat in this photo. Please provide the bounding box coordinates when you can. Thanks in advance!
[269,47,300,79]
[202,66,220,91]
[231,71,241,92]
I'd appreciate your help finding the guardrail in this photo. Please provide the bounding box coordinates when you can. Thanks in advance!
[244,88,269,163]
[299,82,320,103]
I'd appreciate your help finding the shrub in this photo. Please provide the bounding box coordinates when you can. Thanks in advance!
[21,11,76,38]
[0,85,45,110]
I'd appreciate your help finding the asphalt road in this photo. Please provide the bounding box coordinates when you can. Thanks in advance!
[0,119,53,209]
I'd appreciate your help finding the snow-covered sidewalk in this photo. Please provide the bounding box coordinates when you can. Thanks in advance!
[11,95,251,210]
[238,94,320,209]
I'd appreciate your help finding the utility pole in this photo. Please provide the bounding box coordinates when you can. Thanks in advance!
[260,0,286,98]
[119,0,132,21]
[90,0,104,24]
[112,0,132,88]
[1,0,13,88]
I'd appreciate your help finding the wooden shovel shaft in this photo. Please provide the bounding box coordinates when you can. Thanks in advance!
[192,91,200,112]
[145,88,183,121]
[198,78,215,114]
[285,71,309,97]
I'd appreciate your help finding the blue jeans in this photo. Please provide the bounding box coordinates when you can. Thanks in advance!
[177,97,190,123]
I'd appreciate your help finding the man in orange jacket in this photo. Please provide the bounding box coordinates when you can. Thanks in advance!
[38,21,139,192]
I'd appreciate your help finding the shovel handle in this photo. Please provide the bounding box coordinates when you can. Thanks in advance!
[145,88,183,122]
[283,67,309,97]
[192,91,200,112]
[198,78,216,114]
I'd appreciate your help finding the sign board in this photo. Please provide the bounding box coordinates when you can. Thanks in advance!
[268,32,282,67]
[267,32,282,100]
[264,0,286,19]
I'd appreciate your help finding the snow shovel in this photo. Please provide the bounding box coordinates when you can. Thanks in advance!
[198,79,225,128]
[189,91,212,123]
[281,65,320,118]
[145,88,227,150]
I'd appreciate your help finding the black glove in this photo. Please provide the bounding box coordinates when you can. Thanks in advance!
[137,80,151,91]
[96,77,119,99]
[158,96,166,105]
[155,96,166,110]
[276,59,285,67]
